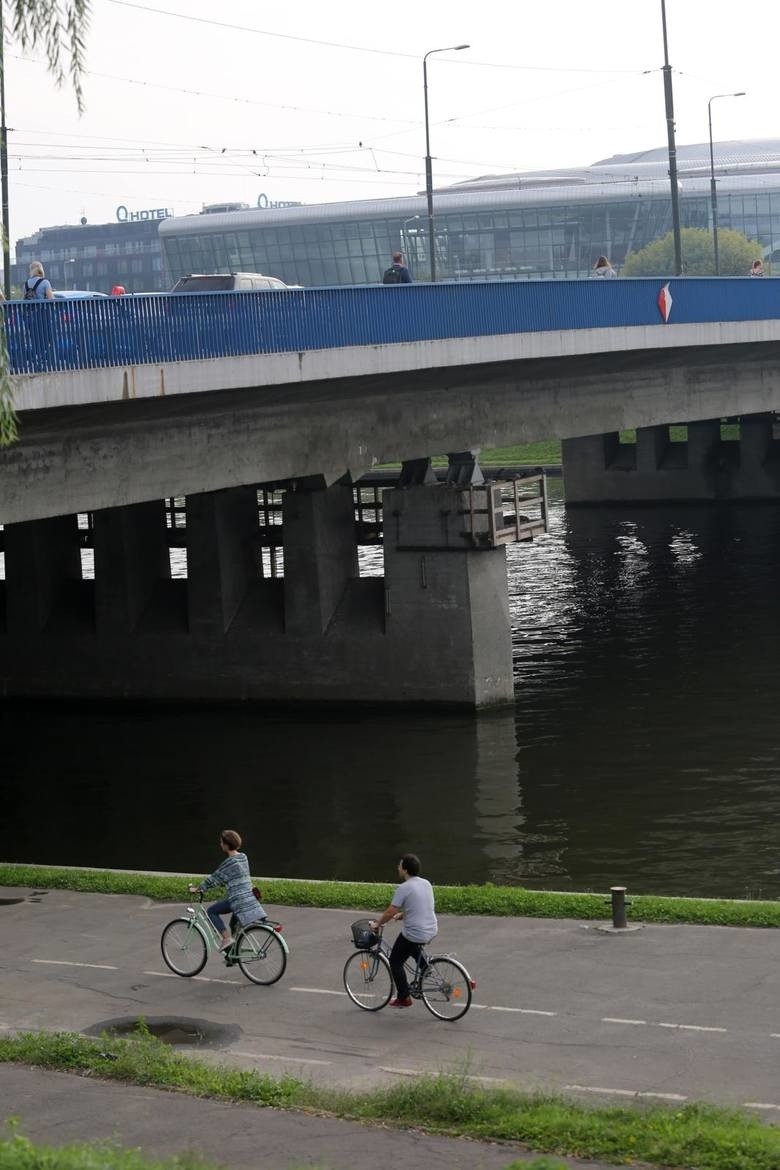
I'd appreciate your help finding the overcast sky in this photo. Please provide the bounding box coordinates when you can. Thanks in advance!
[5,0,777,244]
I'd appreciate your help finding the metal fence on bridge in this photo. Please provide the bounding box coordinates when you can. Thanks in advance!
[5,278,780,377]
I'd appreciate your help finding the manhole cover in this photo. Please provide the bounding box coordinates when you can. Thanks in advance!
[84,1016,240,1049]
[0,898,24,907]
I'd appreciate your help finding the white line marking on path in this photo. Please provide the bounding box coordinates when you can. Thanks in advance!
[744,1102,780,1112]
[771,1034,780,1039]
[564,1084,687,1102]
[289,986,347,997]
[602,1017,648,1026]
[379,1066,506,1085]
[231,1050,332,1066]
[31,959,118,971]
[143,971,237,987]
[490,1006,557,1017]
[657,1023,727,1033]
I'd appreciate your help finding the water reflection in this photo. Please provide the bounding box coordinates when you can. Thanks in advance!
[3,487,780,898]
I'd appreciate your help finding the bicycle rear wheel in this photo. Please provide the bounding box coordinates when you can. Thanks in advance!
[420,957,472,1020]
[160,917,208,977]
[343,949,393,1011]
[235,924,287,986]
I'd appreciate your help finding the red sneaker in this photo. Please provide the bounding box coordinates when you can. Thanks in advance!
[389,997,413,1008]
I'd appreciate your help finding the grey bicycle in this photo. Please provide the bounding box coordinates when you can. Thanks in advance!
[343,919,475,1021]
[161,893,288,985]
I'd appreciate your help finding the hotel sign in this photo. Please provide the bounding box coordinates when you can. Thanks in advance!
[257,193,302,209]
[116,205,173,223]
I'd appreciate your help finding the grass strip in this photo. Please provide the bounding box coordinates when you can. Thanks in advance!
[1,1030,778,1170]
[2,863,779,928]
[0,1123,213,1170]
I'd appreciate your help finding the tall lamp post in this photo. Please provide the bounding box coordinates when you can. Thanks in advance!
[708,91,745,275]
[659,0,682,276]
[424,43,469,283]
[0,2,10,300]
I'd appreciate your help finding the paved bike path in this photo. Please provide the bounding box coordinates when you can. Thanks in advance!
[1,885,778,1115]
[2,1065,618,1170]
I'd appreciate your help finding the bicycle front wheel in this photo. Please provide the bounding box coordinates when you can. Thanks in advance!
[343,949,393,1011]
[236,924,287,986]
[160,917,208,977]
[420,957,472,1021]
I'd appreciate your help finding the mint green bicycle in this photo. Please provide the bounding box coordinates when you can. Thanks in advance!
[161,893,288,985]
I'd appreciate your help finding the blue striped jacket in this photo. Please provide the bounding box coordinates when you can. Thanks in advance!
[199,852,267,926]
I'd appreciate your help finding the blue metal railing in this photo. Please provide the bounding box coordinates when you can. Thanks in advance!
[5,278,780,376]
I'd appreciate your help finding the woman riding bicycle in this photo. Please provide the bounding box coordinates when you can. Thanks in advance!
[189,829,267,949]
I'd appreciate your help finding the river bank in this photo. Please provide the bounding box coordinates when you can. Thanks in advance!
[2,863,778,927]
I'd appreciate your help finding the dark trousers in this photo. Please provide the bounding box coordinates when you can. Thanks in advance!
[389,933,424,999]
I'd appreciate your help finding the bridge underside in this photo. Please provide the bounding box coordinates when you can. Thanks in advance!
[3,342,780,526]
[0,474,539,708]
[563,413,780,503]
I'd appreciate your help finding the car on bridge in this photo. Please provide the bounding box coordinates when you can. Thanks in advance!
[171,272,293,292]
[53,290,109,300]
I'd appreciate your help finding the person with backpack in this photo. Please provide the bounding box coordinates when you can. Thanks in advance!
[382,252,412,284]
[23,260,54,301]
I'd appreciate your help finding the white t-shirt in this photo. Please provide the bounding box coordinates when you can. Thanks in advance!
[392,875,437,943]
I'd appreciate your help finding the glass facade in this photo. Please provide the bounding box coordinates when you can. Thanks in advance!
[160,141,780,287]
[13,218,168,296]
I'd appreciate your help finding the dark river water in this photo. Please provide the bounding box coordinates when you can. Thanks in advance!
[4,485,780,899]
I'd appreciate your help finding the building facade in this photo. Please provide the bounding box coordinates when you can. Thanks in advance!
[13,208,171,296]
[159,140,780,286]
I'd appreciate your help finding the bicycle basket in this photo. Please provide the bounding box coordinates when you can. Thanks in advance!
[351,918,379,949]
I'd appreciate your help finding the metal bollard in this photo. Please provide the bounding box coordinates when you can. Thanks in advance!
[608,885,630,929]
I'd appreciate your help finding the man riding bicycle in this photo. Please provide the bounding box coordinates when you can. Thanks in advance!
[371,853,437,1008]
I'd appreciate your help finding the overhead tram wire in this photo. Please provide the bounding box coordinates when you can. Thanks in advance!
[9,53,419,131]
[107,0,647,74]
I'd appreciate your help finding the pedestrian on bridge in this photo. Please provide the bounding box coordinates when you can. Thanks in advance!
[591,256,617,279]
[382,252,412,284]
[23,261,54,301]
[750,259,765,277]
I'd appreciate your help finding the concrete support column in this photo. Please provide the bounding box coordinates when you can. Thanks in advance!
[283,483,358,636]
[687,419,721,465]
[739,412,773,465]
[636,425,668,472]
[383,483,513,707]
[4,514,82,632]
[93,501,170,634]
[186,487,259,636]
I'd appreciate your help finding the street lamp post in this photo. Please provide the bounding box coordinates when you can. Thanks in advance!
[402,215,421,278]
[424,43,469,283]
[708,91,745,275]
[0,2,11,300]
[659,0,682,276]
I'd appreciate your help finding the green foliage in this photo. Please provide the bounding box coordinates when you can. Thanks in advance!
[623,227,762,277]
[0,1119,212,1169]
[0,3,92,448]
[10,1,91,113]
[2,1032,780,1170]
[2,862,779,928]
[0,314,16,446]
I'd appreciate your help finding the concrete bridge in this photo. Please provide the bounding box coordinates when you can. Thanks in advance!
[2,279,780,708]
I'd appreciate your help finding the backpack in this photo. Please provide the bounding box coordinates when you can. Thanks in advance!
[382,265,403,285]
[24,278,44,300]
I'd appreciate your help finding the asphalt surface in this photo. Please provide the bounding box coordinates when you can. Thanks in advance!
[1,884,779,1166]
[1,1064,616,1170]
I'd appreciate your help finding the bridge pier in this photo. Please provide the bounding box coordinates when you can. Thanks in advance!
[563,413,780,503]
[0,477,527,708]
[93,501,171,635]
